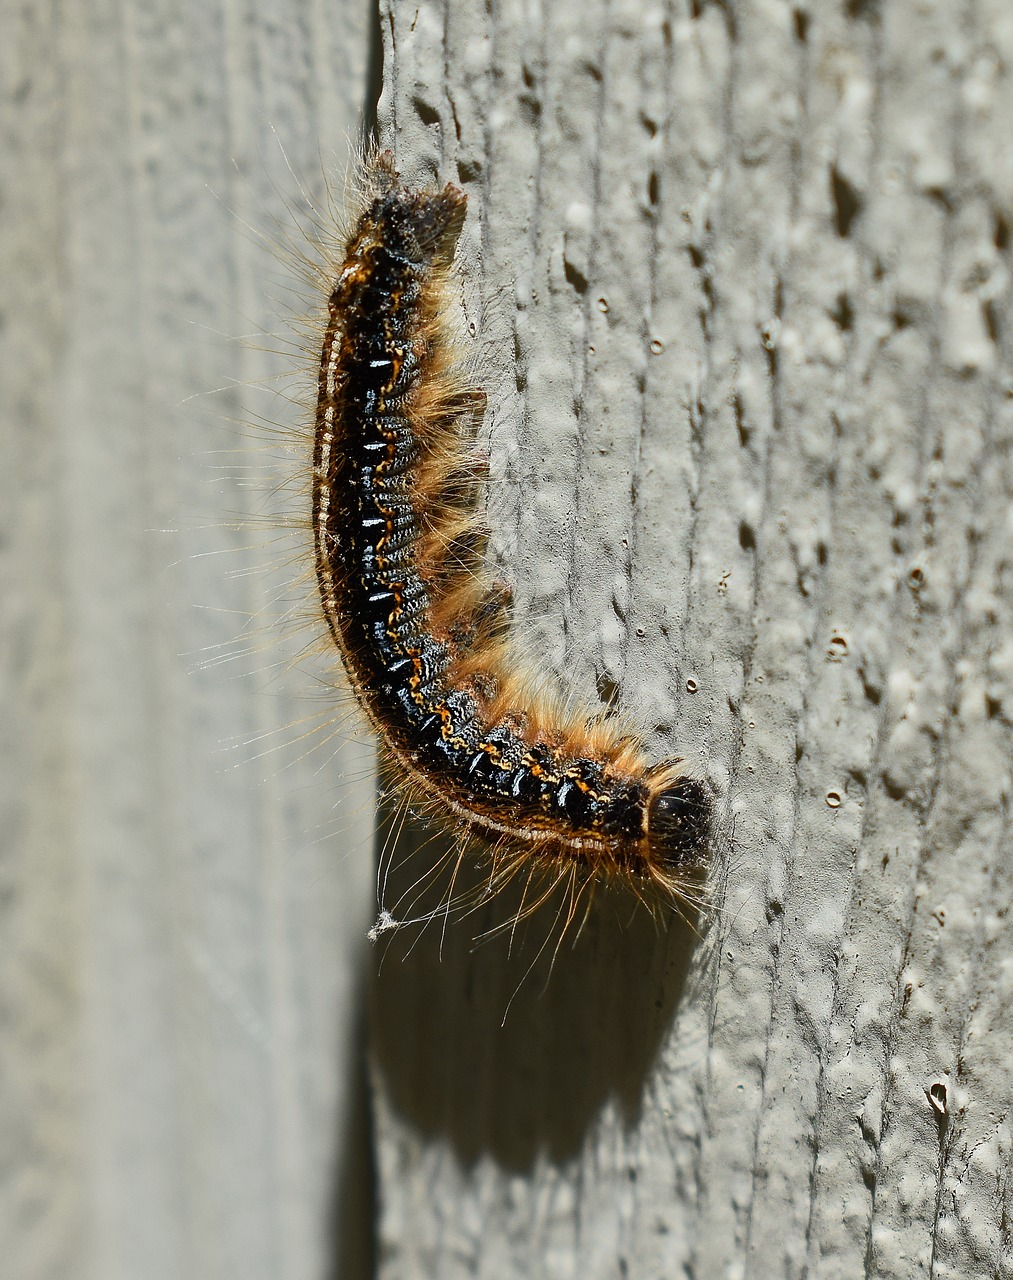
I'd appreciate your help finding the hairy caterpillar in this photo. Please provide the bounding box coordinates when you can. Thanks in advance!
[312,151,711,923]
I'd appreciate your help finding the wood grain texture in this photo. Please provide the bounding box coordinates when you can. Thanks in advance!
[373,2,1013,1278]
[1,3,377,1278]
[6,1,1013,1277]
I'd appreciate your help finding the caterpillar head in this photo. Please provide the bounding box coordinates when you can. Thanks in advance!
[644,770,712,872]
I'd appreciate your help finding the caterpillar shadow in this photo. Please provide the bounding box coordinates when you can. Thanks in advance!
[369,810,705,1172]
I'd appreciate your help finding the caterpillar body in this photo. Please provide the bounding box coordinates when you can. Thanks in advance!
[312,151,711,913]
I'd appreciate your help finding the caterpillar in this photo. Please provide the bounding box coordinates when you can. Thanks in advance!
[312,150,712,923]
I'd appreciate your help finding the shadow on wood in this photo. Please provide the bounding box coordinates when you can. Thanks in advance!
[325,949,377,1280]
[369,811,706,1171]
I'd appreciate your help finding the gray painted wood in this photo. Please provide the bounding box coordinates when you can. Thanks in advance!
[373,2,1013,1278]
[5,1,1013,1278]
[2,3,377,1278]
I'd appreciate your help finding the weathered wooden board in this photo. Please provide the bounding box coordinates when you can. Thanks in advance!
[4,1,1013,1277]
[2,3,376,1277]
[372,2,1013,1277]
